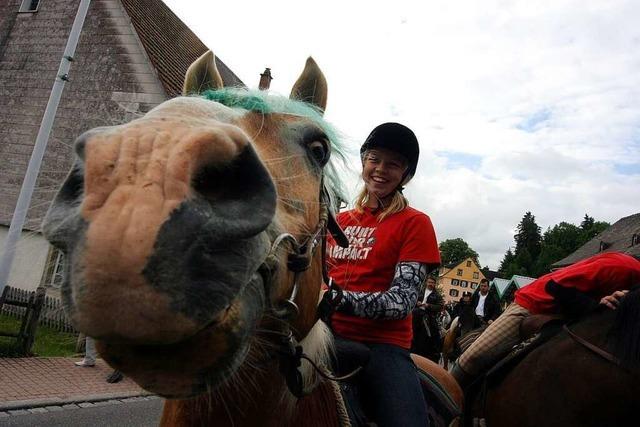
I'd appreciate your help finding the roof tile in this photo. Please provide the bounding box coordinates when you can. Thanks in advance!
[552,213,640,268]
[120,0,244,96]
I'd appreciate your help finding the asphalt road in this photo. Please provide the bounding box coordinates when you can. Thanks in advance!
[0,398,164,427]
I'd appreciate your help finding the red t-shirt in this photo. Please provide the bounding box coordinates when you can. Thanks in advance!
[326,206,440,349]
[514,252,640,314]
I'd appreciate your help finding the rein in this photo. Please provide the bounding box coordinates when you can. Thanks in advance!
[258,175,352,398]
[563,324,620,366]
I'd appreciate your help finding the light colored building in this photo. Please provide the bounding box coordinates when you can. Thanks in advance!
[437,257,486,304]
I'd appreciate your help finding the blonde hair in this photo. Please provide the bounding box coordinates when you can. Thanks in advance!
[354,187,408,222]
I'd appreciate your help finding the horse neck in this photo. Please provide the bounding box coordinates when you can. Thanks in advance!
[569,306,613,346]
[161,321,338,427]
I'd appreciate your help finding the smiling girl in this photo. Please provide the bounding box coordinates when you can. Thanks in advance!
[325,122,441,427]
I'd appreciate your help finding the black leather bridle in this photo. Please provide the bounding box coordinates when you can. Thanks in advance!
[257,177,352,397]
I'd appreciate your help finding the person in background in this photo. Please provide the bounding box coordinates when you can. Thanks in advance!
[452,291,473,319]
[438,305,452,332]
[75,335,124,383]
[74,335,96,367]
[470,278,501,325]
[412,276,444,362]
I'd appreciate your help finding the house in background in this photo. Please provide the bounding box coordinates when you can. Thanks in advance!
[491,275,536,307]
[490,277,511,304]
[0,0,243,292]
[437,257,486,303]
[552,213,640,269]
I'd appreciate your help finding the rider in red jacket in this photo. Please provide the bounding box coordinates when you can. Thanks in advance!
[451,252,640,388]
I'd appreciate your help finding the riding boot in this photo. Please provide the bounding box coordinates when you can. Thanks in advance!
[450,362,475,390]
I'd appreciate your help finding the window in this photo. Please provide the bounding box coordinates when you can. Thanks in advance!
[451,279,459,286]
[449,289,459,297]
[599,241,610,252]
[456,269,463,276]
[466,260,472,267]
[460,281,468,288]
[19,0,40,12]
[471,282,478,289]
[473,272,479,279]
[632,234,640,246]
[45,248,65,289]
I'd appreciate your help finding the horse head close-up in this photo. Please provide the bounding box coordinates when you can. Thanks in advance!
[42,51,358,425]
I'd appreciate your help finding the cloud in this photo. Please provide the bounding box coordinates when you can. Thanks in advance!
[164,0,640,269]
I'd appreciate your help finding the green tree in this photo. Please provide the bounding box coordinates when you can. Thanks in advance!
[514,212,542,262]
[499,213,611,279]
[514,247,534,276]
[439,238,479,266]
[498,248,515,274]
[543,222,582,252]
[533,222,583,275]
[580,214,595,231]
[533,244,563,276]
[578,214,610,245]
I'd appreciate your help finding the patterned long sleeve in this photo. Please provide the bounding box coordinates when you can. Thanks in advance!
[334,261,428,319]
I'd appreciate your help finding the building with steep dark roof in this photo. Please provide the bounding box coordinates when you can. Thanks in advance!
[481,268,503,282]
[551,213,640,269]
[0,0,243,291]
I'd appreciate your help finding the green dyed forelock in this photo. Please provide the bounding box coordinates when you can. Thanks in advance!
[201,89,273,114]
[198,87,348,205]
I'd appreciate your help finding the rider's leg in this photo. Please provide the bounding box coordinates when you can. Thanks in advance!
[452,303,530,388]
[361,343,429,427]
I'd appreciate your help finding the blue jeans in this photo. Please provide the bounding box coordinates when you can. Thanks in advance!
[360,343,429,427]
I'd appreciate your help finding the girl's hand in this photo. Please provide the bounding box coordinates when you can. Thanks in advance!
[599,290,628,310]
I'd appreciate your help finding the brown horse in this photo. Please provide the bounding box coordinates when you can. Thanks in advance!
[442,302,484,370]
[43,51,462,426]
[463,287,640,427]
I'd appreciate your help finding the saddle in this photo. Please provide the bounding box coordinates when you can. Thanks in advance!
[519,313,564,340]
[332,337,461,427]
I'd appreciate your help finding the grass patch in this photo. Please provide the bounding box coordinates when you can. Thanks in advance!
[0,314,78,357]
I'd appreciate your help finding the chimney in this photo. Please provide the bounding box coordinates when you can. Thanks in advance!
[259,68,273,90]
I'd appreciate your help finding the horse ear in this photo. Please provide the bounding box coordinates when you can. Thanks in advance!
[183,50,224,95]
[290,57,327,113]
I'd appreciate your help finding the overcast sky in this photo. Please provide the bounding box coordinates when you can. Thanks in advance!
[164,0,640,269]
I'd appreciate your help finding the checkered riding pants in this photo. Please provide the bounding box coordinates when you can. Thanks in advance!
[458,303,530,375]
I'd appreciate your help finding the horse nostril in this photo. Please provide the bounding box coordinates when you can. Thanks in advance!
[190,144,276,239]
[192,164,227,202]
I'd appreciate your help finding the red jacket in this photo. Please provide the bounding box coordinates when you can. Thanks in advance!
[514,252,640,314]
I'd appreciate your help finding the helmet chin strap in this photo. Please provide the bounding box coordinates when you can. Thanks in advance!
[369,189,397,209]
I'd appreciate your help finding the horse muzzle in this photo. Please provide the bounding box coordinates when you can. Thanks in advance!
[96,271,266,397]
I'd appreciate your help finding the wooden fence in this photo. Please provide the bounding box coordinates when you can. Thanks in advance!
[0,286,75,333]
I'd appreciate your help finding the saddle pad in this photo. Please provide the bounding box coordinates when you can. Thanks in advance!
[417,367,462,427]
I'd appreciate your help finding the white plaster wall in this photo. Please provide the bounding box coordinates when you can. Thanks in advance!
[0,226,50,291]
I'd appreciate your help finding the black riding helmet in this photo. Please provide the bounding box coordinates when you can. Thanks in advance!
[360,122,419,186]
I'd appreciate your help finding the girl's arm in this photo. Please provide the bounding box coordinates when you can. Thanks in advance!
[332,261,428,319]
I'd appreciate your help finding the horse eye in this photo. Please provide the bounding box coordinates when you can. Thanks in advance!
[308,139,330,167]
